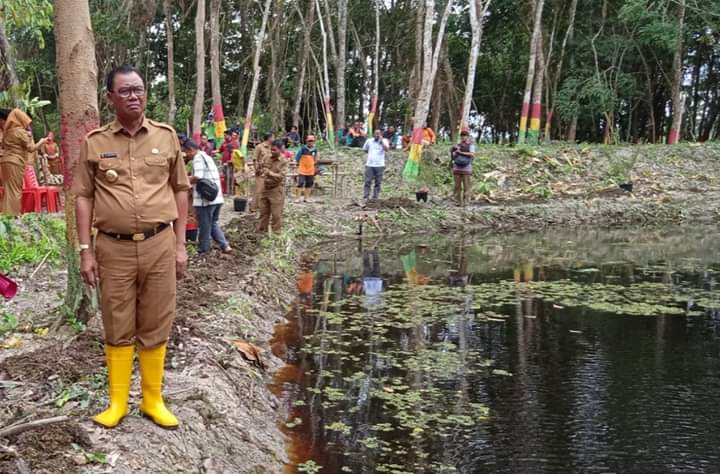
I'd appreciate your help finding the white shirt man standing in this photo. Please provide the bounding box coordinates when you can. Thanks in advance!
[362,129,389,202]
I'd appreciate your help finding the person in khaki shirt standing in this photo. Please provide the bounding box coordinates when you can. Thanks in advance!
[250,132,273,211]
[73,65,190,430]
[257,139,288,233]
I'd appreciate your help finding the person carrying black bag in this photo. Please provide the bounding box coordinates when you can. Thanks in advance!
[182,139,232,255]
[450,130,476,206]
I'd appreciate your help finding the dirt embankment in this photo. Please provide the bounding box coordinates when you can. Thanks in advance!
[0,214,294,474]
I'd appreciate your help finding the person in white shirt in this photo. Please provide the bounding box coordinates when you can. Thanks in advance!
[182,139,232,255]
[362,129,389,201]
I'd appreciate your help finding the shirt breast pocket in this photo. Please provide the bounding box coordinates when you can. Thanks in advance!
[143,155,170,185]
[98,159,122,183]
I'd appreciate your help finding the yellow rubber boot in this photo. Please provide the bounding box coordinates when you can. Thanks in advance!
[138,344,179,429]
[93,345,134,428]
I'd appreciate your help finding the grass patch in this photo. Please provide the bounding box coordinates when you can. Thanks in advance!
[0,214,66,273]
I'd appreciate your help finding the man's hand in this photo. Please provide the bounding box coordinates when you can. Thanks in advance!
[80,252,100,287]
[176,243,188,279]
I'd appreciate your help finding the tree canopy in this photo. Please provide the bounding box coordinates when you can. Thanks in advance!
[2,0,720,143]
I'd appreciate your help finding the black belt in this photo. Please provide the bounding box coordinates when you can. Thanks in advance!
[101,223,170,241]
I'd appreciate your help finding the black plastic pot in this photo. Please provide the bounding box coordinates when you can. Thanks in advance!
[416,191,428,202]
[186,228,198,242]
[234,197,248,212]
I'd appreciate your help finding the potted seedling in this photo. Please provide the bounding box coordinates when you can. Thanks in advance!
[416,185,429,202]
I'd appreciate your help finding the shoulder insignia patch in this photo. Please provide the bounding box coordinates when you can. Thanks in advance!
[86,124,110,139]
[148,119,177,134]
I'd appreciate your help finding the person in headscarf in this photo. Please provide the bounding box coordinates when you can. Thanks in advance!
[41,131,62,176]
[0,109,46,216]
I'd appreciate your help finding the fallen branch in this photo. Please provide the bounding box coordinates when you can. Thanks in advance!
[0,415,69,439]
[29,251,52,280]
[369,215,383,233]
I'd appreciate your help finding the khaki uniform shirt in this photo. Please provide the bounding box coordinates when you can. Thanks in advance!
[73,117,190,234]
[263,156,288,190]
[1,127,41,167]
[252,142,272,176]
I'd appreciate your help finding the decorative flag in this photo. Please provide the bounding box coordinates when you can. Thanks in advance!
[324,96,335,147]
[518,101,530,143]
[213,103,227,141]
[402,127,424,180]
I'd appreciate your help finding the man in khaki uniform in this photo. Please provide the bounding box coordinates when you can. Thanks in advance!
[73,64,190,429]
[250,132,273,212]
[257,139,288,233]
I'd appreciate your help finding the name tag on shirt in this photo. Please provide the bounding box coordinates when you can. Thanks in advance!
[100,152,118,159]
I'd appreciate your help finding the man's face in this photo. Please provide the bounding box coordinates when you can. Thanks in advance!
[307,138,316,147]
[225,133,232,142]
[107,72,146,121]
[374,130,382,140]
[232,132,239,141]
[388,127,395,134]
[182,147,196,161]
[201,136,208,144]
[462,134,470,143]
[270,145,281,158]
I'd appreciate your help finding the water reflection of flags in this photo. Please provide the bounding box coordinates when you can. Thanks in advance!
[401,251,418,286]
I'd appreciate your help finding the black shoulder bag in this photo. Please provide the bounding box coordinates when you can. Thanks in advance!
[195,154,220,202]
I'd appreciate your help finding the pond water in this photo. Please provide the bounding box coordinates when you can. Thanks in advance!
[270,226,720,474]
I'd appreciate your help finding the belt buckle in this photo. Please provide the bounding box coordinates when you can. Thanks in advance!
[132,233,146,241]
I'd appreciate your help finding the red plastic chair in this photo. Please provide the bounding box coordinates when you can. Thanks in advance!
[21,166,62,213]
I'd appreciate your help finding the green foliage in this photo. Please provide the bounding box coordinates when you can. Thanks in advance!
[0,312,19,334]
[0,214,66,273]
[3,0,53,47]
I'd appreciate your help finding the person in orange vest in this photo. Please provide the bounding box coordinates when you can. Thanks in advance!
[294,135,317,203]
[422,126,436,145]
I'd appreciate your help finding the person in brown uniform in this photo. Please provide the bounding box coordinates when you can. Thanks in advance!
[250,132,273,212]
[0,109,46,216]
[73,65,190,429]
[257,139,288,233]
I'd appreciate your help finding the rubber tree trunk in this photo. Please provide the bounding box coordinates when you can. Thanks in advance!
[518,0,545,143]
[545,0,576,141]
[460,0,491,132]
[55,0,100,324]
[0,15,20,104]
[240,0,273,157]
[668,0,686,144]
[192,0,206,142]
[528,33,545,144]
[403,0,452,181]
[367,0,380,134]
[292,0,316,130]
[315,0,335,146]
[335,0,348,132]
[163,0,177,125]
[209,0,226,141]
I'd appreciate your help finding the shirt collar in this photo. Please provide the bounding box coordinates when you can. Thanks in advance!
[110,116,150,136]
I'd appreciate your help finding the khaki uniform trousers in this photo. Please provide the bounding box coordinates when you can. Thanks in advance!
[95,226,176,348]
[0,162,24,216]
[257,185,284,233]
[251,176,265,212]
